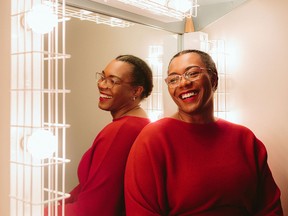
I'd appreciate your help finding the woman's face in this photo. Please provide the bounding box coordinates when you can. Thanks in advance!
[167,52,215,117]
[97,60,136,115]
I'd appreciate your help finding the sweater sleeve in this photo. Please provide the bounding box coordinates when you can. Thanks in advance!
[253,138,283,215]
[60,117,149,216]
[45,163,125,216]
[125,127,168,216]
[65,184,81,204]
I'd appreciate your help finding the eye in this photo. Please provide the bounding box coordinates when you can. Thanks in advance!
[96,73,105,82]
[186,70,201,78]
[168,76,179,84]
[100,75,105,81]
[109,77,121,85]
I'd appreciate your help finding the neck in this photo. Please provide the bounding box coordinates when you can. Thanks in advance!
[176,108,215,124]
[112,104,141,119]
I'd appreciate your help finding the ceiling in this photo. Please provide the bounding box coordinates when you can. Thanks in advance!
[66,0,248,33]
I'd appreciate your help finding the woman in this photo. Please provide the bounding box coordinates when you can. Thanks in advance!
[47,55,153,216]
[124,50,283,215]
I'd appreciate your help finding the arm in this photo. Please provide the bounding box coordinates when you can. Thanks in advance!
[44,184,81,216]
[64,184,81,204]
[125,129,168,216]
[45,179,121,216]
[61,118,148,215]
[253,139,283,215]
[61,144,128,215]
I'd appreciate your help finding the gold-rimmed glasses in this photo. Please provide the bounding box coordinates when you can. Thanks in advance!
[165,66,210,89]
[95,72,132,89]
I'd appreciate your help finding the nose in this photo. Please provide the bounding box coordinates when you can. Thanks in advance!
[98,79,108,89]
[178,75,192,88]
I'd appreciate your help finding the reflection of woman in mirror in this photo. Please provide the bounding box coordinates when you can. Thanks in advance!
[46,55,153,216]
[125,50,283,215]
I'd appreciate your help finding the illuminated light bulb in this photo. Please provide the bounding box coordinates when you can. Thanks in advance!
[168,0,194,13]
[26,4,58,34]
[27,130,57,159]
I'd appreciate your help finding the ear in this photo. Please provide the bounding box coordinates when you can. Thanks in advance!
[133,86,144,98]
[210,72,218,92]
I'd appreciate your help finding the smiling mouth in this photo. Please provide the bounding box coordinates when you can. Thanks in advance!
[180,91,198,100]
[100,93,112,99]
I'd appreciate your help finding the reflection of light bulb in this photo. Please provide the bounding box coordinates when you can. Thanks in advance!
[168,0,193,12]
[27,130,57,159]
[26,4,58,34]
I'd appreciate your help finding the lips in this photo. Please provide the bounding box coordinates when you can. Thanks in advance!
[180,91,198,100]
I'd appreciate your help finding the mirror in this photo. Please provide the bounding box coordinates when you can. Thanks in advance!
[64,7,179,191]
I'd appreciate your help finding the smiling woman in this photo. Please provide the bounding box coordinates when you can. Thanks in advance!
[44,54,154,215]
[124,49,284,215]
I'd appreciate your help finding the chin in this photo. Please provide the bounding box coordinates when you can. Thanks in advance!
[98,104,109,111]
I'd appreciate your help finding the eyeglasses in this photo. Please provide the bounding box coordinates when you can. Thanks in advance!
[165,66,209,88]
[95,72,132,89]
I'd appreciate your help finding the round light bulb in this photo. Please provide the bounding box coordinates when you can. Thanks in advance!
[27,130,57,159]
[26,4,58,34]
[168,0,193,13]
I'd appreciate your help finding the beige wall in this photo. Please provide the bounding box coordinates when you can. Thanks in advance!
[203,0,288,213]
[0,0,10,215]
[65,18,178,191]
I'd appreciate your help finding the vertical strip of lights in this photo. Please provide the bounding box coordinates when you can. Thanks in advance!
[10,0,70,215]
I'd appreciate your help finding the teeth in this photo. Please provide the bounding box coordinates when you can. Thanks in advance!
[181,92,196,99]
[100,94,112,99]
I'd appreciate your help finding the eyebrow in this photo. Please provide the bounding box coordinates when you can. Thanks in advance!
[168,65,200,76]
[101,70,122,80]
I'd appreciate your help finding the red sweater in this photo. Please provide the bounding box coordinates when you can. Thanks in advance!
[62,116,150,216]
[125,118,283,216]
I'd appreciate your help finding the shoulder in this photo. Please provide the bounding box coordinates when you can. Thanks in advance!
[135,117,183,142]
[146,117,179,128]
[217,118,255,135]
[217,118,266,150]
[100,116,150,136]
[112,116,150,127]
[129,118,175,156]
[137,117,178,134]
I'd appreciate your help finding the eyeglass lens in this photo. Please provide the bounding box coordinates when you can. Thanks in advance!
[165,66,205,88]
[96,73,115,88]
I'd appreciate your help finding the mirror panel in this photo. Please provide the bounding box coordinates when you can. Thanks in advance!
[65,15,179,190]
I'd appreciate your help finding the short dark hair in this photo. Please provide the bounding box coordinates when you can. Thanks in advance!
[168,49,218,91]
[116,55,153,99]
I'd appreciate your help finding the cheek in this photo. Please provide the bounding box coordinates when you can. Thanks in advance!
[168,88,182,106]
[168,88,177,98]
[201,76,213,89]
[201,81,214,101]
[115,87,134,101]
